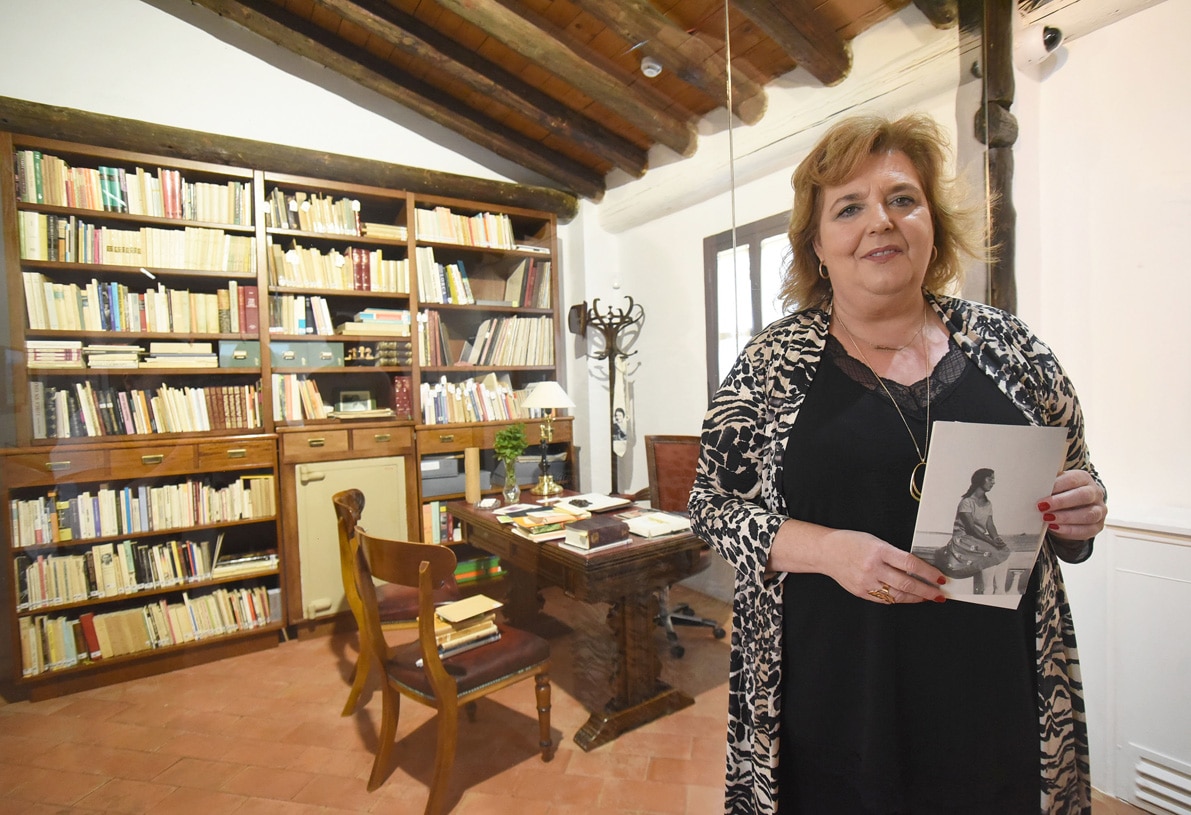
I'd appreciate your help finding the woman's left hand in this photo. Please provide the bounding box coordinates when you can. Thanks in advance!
[1039,470,1106,541]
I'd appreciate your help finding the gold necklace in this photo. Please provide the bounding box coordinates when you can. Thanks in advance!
[845,317,925,351]
[835,307,931,502]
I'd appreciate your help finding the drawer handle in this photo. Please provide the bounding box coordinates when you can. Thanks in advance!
[233,350,248,360]
[226,448,247,459]
[45,461,70,472]
[282,350,296,360]
[373,433,391,443]
[438,434,455,443]
[307,438,326,447]
[141,454,164,465]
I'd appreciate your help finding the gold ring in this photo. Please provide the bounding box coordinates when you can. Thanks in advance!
[867,585,896,604]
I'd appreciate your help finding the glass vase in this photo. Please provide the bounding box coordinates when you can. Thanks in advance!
[502,462,521,504]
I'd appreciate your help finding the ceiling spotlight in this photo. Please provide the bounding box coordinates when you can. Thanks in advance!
[641,55,662,78]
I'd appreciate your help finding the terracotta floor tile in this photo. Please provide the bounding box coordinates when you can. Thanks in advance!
[27,741,177,782]
[71,777,176,813]
[291,772,383,811]
[147,785,250,814]
[598,777,690,814]
[220,764,317,800]
[151,756,244,790]
[6,765,108,807]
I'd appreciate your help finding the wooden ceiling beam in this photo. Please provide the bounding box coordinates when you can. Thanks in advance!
[188,0,606,199]
[434,0,698,158]
[0,95,580,220]
[569,0,767,125]
[730,0,851,86]
[317,0,647,177]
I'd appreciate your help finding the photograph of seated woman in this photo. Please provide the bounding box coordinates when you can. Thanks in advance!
[940,467,1012,594]
[689,113,1107,814]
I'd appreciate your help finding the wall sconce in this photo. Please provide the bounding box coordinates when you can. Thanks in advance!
[640,55,662,78]
[520,381,575,495]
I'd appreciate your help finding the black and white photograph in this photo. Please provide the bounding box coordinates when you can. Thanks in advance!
[910,422,1067,608]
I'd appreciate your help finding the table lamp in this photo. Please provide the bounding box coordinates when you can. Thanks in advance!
[521,380,574,495]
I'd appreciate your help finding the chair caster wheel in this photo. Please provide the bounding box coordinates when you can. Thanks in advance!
[670,644,685,658]
[713,627,726,639]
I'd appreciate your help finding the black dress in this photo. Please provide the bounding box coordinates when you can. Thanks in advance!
[778,335,1040,815]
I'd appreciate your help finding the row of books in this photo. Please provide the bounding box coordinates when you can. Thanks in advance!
[266,241,410,293]
[415,246,475,305]
[21,272,260,334]
[28,381,263,440]
[263,188,362,235]
[457,314,555,367]
[268,294,335,336]
[271,374,328,421]
[418,373,529,426]
[19,584,277,676]
[421,501,462,545]
[28,341,225,371]
[15,149,253,225]
[453,554,504,585]
[18,213,255,272]
[14,536,275,611]
[502,257,552,309]
[414,206,516,249]
[9,476,277,548]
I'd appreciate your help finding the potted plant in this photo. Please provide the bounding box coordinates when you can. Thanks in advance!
[493,422,528,503]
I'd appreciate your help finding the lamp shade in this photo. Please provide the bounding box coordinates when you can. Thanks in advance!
[522,380,574,410]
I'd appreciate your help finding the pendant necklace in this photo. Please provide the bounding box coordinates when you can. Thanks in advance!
[835,306,932,502]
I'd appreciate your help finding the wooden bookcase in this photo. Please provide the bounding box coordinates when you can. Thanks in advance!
[0,131,571,694]
[0,132,283,699]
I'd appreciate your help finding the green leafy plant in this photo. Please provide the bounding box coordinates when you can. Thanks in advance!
[494,422,528,466]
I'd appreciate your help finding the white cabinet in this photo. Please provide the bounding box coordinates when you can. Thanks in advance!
[293,456,408,620]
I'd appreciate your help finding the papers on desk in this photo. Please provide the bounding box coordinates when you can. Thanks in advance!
[621,509,691,538]
[554,493,632,515]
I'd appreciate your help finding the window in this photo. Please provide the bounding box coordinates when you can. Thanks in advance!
[702,212,791,400]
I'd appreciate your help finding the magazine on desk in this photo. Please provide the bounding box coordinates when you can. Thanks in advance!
[909,422,1066,609]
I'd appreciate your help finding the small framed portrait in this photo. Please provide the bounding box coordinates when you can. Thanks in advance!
[336,390,375,412]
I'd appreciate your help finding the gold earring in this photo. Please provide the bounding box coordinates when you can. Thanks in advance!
[818,261,829,280]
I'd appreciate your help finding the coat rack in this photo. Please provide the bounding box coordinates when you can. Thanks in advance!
[582,297,644,494]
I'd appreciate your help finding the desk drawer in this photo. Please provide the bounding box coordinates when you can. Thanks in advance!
[417,427,477,454]
[197,439,275,470]
[352,426,412,455]
[109,445,196,477]
[3,449,108,488]
[281,430,350,459]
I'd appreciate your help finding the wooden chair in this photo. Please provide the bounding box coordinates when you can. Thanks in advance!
[642,435,726,658]
[351,529,554,810]
[332,489,461,716]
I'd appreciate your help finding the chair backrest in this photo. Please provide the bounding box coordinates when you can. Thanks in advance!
[333,488,367,622]
[644,435,701,513]
[353,530,459,692]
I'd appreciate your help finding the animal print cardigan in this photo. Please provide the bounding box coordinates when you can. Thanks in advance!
[689,294,1101,815]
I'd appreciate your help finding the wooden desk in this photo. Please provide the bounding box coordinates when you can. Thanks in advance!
[447,498,704,751]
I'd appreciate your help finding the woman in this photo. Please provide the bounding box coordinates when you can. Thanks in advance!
[941,468,1012,594]
[689,113,1106,815]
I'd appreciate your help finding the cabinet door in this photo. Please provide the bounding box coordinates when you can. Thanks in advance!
[293,456,407,621]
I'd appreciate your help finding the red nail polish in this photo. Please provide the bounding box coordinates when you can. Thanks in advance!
[1048,523,1059,530]
[934,595,946,603]
[1038,501,1051,511]
[1043,513,1056,522]
[936,576,947,585]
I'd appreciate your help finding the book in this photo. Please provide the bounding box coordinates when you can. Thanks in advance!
[563,515,631,550]
[511,524,568,542]
[415,631,501,666]
[435,593,502,626]
[622,510,692,538]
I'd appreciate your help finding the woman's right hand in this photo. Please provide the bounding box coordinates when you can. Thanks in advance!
[770,520,948,605]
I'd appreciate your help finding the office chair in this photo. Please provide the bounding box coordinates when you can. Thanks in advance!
[351,529,554,811]
[332,489,460,716]
[641,435,726,658]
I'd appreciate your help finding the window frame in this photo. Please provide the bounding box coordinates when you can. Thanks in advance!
[701,211,791,402]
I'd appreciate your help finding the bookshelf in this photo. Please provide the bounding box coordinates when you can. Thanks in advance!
[0,133,283,699]
[1,131,571,692]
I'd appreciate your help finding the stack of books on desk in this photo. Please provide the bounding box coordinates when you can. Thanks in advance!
[508,509,575,542]
[429,594,502,660]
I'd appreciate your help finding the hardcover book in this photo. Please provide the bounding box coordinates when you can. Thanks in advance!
[563,515,631,550]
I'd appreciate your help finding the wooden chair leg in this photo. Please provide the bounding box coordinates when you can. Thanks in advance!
[464,700,477,722]
[425,703,459,815]
[367,684,401,792]
[535,671,555,761]
[341,644,371,716]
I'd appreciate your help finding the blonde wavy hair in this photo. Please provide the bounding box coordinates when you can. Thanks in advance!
[779,113,989,312]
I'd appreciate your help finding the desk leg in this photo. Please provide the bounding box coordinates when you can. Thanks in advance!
[573,589,694,751]
[502,565,544,624]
